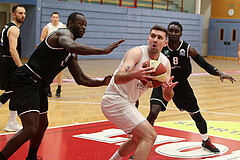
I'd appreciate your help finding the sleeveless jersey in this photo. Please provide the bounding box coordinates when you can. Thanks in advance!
[162,41,191,82]
[0,22,21,57]
[26,29,73,85]
[105,45,168,103]
[47,22,65,35]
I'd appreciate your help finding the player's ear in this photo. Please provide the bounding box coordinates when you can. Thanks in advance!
[164,40,168,47]
[12,12,16,19]
[68,20,73,28]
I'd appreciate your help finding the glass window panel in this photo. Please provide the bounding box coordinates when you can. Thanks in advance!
[183,0,195,13]
[219,29,224,41]
[137,0,152,9]
[121,0,135,7]
[153,0,167,11]
[232,29,236,42]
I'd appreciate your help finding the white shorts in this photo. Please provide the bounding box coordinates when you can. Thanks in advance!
[101,94,146,134]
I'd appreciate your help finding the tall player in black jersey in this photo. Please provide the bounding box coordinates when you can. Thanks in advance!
[0,12,124,160]
[0,5,25,132]
[130,21,236,159]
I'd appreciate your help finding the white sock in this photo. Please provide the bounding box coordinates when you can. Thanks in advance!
[109,150,123,160]
[9,110,17,123]
[0,102,3,108]
[201,133,208,141]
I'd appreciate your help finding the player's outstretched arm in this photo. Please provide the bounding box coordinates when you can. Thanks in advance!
[59,31,125,55]
[190,46,236,83]
[68,56,112,87]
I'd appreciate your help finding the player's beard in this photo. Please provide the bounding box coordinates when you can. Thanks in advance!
[149,47,159,54]
[16,17,25,24]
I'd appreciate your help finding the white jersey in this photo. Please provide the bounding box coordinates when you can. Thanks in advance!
[104,45,168,103]
[47,22,65,35]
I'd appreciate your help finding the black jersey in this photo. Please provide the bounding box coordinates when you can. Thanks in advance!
[162,41,191,82]
[0,22,21,57]
[26,33,73,86]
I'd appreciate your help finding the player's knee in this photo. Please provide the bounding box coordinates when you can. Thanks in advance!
[146,128,157,144]
[149,104,161,118]
[190,112,205,122]
[23,125,39,139]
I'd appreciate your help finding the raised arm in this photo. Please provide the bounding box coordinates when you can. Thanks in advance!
[68,55,111,87]
[190,46,236,83]
[58,31,124,55]
[114,47,155,84]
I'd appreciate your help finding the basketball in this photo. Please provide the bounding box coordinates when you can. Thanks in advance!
[141,60,167,88]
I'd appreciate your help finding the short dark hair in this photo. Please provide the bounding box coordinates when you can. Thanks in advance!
[51,12,60,17]
[12,4,25,13]
[168,21,183,32]
[67,12,85,27]
[150,25,168,38]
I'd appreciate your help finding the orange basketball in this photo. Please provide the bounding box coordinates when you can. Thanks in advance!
[141,60,167,88]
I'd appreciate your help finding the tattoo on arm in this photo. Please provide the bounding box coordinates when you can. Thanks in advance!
[125,66,130,72]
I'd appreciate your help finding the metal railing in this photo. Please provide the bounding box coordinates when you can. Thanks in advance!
[58,0,196,13]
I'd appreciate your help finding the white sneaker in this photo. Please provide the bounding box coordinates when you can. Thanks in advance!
[5,121,23,132]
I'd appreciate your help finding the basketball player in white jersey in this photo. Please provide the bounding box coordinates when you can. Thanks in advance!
[40,12,66,97]
[101,25,178,160]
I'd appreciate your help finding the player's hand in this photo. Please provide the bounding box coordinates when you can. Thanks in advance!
[103,75,112,85]
[219,73,236,83]
[162,76,178,91]
[162,76,178,102]
[104,39,125,54]
[133,65,155,83]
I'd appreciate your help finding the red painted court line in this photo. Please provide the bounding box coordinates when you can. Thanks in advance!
[0,120,239,160]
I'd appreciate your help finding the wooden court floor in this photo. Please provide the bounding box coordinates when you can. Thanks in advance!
[0,57,239,134]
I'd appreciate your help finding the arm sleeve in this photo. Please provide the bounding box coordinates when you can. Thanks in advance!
[192,54,218,75]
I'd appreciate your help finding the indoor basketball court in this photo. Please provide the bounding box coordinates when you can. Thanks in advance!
[0,58,239,160]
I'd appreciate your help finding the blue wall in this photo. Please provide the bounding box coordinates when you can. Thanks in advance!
[22,0,203,59]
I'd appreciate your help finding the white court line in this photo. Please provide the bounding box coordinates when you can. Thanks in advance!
[49,100,240,117]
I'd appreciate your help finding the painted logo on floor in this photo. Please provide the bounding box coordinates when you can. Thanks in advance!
[0,120,239,160]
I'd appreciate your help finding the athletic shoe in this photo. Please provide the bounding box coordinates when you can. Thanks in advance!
[202,138,220,153]
[129,154,134,160]
[55,87,61,97]
[5,121,22,132]
[26,156,43,160]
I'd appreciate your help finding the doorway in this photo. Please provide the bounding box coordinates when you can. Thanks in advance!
[214,21,240,58]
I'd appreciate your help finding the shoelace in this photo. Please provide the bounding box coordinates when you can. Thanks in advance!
[206,141,216,148]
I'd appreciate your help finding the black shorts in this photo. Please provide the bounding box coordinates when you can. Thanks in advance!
[0,57,17,91]
[150,81,199,113]
[150,86,168,111]
[12,65,48,116]
[172,81,199,113]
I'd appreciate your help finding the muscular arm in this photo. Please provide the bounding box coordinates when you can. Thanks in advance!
[40,26,48,42]
[190,46,235,83]
[8,26,22,67]
[68,55,111,87]
[114,47,155,84]
[57,31,124,55]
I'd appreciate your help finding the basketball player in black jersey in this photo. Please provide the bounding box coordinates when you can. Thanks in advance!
[0,5,25,132]
[149,21,235,154]
[0,12,124,160]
